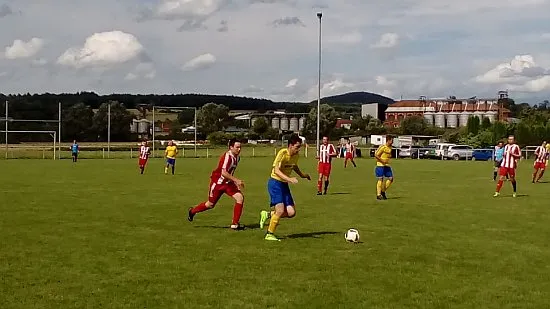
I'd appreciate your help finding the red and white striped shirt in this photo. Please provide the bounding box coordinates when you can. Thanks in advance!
[534,146,548,163]
[500,144,521,169]
[210,151,239,184]
[319,143,336,163]
[139,146,150,160]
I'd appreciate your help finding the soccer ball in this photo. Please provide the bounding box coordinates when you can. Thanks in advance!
[344,228,360,243]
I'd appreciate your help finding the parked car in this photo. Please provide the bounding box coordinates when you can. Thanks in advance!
[411,145,436,159]
[399,145,423,158]
[472,149,493,161]
[434,143,456,159]
[446,145,474,160]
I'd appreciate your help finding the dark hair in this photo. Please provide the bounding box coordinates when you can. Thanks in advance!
[287,134,302,146]
[386,135,393,141]
[228,138,239,148]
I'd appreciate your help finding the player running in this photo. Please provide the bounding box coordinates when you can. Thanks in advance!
[188,139,245,230]
[494,135,521,197]
[532,141,547,183]
[316,136,337,195]
[164,141,178,175]
[70,140,79,162]
[344,138,357,168]
[259,134,310,241]
[493,141,504,181]
[138,141,151,174]
[374,135,394,200]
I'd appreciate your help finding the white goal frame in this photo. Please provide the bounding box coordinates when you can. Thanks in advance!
[152,106,197,157]
[0,130,57,159]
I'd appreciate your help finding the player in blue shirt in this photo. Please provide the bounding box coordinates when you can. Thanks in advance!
[70,140,79,162]
[493,141,504,181]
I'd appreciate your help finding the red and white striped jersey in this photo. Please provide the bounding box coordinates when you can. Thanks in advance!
[210,151,239,184]
[319,143,336,163]
[534,146,548,163]
[139,146,150,160]
[500,144,521,169]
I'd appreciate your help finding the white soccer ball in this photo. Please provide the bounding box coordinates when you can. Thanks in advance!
[345,228,360,243]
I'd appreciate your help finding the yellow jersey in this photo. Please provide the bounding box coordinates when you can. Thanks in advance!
[270,148,299,182]
[165,145,178,159]
[375,144,392,167]
[546,144,550,152]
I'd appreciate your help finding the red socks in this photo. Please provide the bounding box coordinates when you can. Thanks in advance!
[496,180,504,192]
[317,180,322,192]
[232,203,243,225]
[191,202,208,214]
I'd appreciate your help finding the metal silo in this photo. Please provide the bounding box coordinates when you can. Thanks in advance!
[251,117,257,126]
[299,116,306,131]
[271,117,280,129]
[280,117,289,130]
[131,119,138,133]
[423,112,434,125]
[473,111,484,120]
[138,119,149,134]
[485,111,497,123]
[459,112,471,127]
[434,113,445,128]
[289,117,299,132]
[446,112,458,128]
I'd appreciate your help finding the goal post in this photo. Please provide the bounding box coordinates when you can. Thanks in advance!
[151,106,197,158]
[0,130,56,159]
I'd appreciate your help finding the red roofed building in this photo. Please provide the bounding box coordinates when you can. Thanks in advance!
[384,93,511,128]
[335,119,352,129]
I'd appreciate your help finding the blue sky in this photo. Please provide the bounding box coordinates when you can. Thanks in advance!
[1,0,550,103]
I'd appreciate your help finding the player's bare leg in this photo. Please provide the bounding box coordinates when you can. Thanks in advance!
[532,167,539,183]
[536,169,545,182]
[230,192,244,230]
[317,174,324,195]
[140,164,145,174]
[350,158,357,167]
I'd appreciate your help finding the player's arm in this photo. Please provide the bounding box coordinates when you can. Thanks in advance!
[220,155,244,188]
[292,165,310,180]
[512,146,521,158]
[272,153,298,183]
[374,146,384,163]
[329,145,337,157]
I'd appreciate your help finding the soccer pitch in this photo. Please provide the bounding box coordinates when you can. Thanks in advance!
[1,157,550,308]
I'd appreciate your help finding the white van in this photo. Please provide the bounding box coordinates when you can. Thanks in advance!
[435,143,456,158]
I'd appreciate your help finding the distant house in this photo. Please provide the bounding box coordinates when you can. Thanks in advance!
[335,119,352,129]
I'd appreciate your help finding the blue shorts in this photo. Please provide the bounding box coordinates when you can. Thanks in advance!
[166,158,176,165]
[267,178,295,207]
[375,166,393,178]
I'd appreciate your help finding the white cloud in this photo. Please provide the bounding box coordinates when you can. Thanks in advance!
[285,78,298,88]
[144,0,222,20]
[125,62,156,81]
[32,58,48,66]
[182,53,216,71]
[57,31,144,69]
[371,33,399,49]
[3,38,44,59]
[326,31,362,45]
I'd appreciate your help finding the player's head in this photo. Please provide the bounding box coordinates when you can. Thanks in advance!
[73,140,76,144]
[141,141,146,146]
[287,134,302,155]
[345,137,350,144]
[497,141,504,147]
[542,141,547,147]
[386,135,394,146]
[322,136,329,144]
[228,138,242,156]
[168,140,172,146]
[507,135,515,144]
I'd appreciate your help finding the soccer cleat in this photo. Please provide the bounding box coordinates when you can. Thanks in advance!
[493,192,500,197]
[317,192,323,195]
[259,210,270,229]
[381,192,387,200]
[187,207,195,222]
[323,191,327,195]
[230,224,245,230]
[377,195,384,200]
[264,233,280,241]
[512,192,517,198]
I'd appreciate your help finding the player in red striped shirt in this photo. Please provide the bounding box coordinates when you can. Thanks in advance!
[138,141,151,174]
[344,138,357,168]
[316,136,337,195]
[532,141,547,183]
[494,135,521,197]
[187,139,245,230]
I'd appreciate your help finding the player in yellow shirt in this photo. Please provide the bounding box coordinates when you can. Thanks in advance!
[164,140,178,175]
[259,134,310,241]
[546,142,550,167]
[374,135,394,200]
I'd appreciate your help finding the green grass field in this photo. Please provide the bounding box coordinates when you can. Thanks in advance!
[1,156,550,308]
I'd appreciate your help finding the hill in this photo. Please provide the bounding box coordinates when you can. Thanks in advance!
[313,91,395,105]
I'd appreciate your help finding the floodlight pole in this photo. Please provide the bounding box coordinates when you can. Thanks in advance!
[152,106,155,157]
[4,101,7,159]
[58,102,61,159]
[107,102,111,158]
[316,12,323,158]
[194,107,197,157]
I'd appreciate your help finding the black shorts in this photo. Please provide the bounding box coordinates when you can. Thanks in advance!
[494,160,501,168]
[72,152,78,158]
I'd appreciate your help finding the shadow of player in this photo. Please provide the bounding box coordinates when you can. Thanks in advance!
[284,231,338,239]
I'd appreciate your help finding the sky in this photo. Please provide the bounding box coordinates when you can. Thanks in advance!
[1,0,550,103]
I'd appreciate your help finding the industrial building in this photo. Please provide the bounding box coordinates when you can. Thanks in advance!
[384,91,511,128]
[361,103,388,121]
[235,112,308,132]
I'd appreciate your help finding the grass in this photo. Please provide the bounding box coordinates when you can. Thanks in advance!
[1,155,550,308]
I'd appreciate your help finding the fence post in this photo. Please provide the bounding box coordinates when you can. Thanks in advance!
[206,148,209,158]
[182,148,185,158]
[130,148,133,158]
[102,148,105,159]
[42,149,45,159]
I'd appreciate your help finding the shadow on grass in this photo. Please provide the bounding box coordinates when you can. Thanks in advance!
[330,192,350,195]
[193,224,262,230]
[284,231,338,239]
[503,194,528,198]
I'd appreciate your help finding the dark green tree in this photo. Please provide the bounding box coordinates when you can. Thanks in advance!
[252,117,269,137]
[400,116,426,135]
[466,116,481,135]
[92,101,133,142]
[197,103,229,135]
[177,109,195,125]
[62,102,94,141]
[303,104,339,139]
[481,117,491,130]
